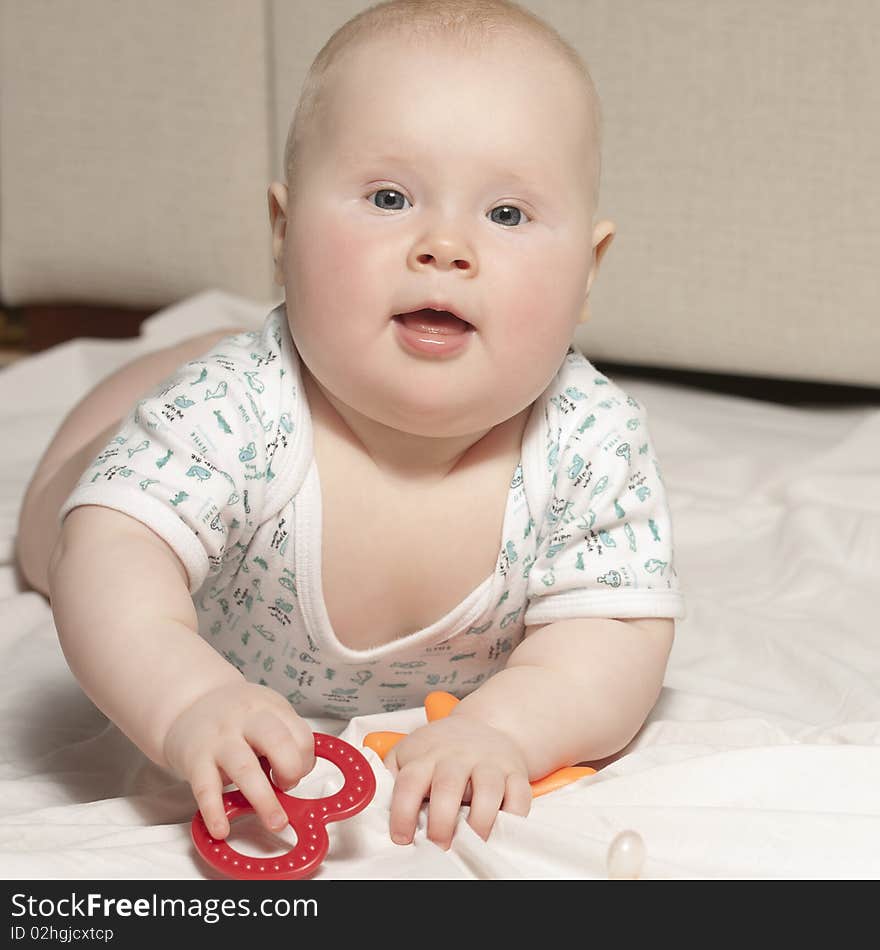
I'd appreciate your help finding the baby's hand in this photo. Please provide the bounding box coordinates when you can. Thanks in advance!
[163,681,314,840]
[384,714,532,849]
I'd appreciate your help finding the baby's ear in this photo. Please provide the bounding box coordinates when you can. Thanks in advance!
[583,220,616,299]
[579,221,616,324]
[591,220,616,273]
[268,183,289,285]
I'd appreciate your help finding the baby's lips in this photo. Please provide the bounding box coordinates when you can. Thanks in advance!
[392,298,477,329]
[394,309,473,334]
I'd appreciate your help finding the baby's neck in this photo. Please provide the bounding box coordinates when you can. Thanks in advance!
[301,368,529,485]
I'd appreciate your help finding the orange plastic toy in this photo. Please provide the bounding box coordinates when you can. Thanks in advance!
[363,691,596,797]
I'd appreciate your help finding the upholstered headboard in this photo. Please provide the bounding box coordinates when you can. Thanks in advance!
[1,0,878,387]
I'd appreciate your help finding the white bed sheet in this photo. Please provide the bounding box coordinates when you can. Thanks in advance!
[1,290,878,880]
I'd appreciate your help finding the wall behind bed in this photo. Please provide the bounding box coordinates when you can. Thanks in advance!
[1,0,878,389]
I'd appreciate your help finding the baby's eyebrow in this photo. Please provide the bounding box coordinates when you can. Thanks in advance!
[346,138,528,172]
[348,150,556,197]
[340,145,430,170]
[481,162,542,188]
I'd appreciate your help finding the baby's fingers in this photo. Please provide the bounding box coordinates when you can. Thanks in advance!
[245,709,313,792]
[219,742,289,836]
[426,761,471,850]
[503,773,533,818]
[191,760,229,840]
[389,760,433,846]
[465,765,507,841]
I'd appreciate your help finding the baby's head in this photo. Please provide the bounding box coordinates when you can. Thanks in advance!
[284,0,603,216]
[269,0,615,440]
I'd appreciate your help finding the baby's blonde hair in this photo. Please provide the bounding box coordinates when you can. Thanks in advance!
[283,0,602,207]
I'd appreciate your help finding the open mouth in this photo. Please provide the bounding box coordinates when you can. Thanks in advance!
[392,308,474,334]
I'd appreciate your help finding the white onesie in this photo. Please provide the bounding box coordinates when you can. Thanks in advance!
[60,305,685,718]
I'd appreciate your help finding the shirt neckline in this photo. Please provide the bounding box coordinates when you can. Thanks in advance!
[297,461,509,662]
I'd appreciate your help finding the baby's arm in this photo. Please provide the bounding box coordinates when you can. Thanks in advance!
[386,617,673,848]
[457,617,674,774]
[49,505,314,838]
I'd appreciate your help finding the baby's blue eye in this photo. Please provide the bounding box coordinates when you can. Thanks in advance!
[368,189,528,226]
[370,189,409,211]
[490,205,527,227]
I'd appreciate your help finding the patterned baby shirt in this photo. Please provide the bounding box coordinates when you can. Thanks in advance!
[59,304,685,718]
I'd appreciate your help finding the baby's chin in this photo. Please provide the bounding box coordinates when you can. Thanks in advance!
[363,401,509,441]
[360,384,535,443]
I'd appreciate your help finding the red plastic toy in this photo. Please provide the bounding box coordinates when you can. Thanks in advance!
[191,733,376,880]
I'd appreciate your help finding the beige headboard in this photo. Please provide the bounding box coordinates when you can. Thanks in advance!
[2,0,878,387]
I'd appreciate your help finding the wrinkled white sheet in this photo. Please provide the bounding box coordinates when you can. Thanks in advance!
[1,290,878,880]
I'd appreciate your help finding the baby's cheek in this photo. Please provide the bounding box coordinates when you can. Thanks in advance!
[492,280,581,405]
[290,221,362,311]
[506,285,550,332]
[501,283,575,358]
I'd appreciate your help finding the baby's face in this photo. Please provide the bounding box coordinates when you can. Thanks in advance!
[273,34,612,439]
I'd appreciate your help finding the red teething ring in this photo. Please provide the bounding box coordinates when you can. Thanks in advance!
[191,733,376,880]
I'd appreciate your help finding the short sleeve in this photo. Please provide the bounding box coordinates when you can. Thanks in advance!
[58,328,276,595]
[525,394,685,625]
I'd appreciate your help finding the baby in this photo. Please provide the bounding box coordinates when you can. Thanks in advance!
[15,0,683,852]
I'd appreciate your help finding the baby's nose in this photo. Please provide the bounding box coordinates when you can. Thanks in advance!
[408,234,476,274]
